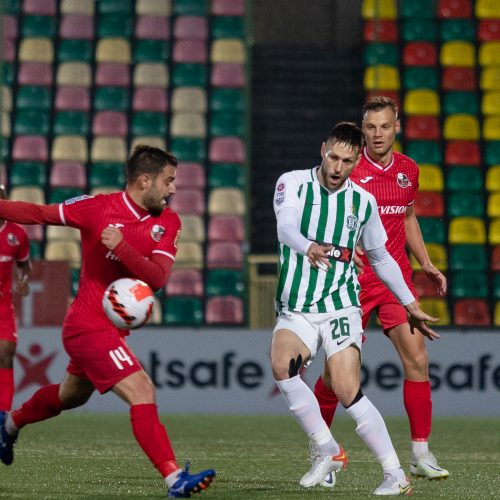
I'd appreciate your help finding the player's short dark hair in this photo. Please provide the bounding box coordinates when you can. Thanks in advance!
[362,96,399,120]
[126,144,178,182]
[326,122,364,151]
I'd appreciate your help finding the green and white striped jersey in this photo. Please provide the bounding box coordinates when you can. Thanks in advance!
[274,167,387,313]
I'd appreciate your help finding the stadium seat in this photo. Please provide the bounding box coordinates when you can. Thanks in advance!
[410,243,447,271]
[22,15,56,37]
[61,0,94,15]
[485,142,500,165]
[163,296,203,326]
[210,88,244,112]
[418,165,444,191]
[476,0,500,18]
[19,38,54,63]
[131,88,167,112]
[404,116,440,140]
[171,87,207,113]
[447,166,482,192]
[3,63,15,86]
[173,40,207,63]
[412,271,440,298]
[174,16,208,39]
[494,274,500,300]
[89,163,126,189]
[179,214,205,242]
[135,16,170,40]
[414,191,444,217]
[57,39,93,62]
[454,299,491,326]
[94,87,129,111]
[54,111,90,135]
[403,89,440,115]
[419,298,450,326]
[136,0,172,16]
[211,0,245,15]
[28,240,42,260]
[133,39,170,63]
[210,111,245,137]
[170,113,205,137]
[448,217,486,244]
[14,110,50,135]
[480,67,500,91]
[440,19,475,41]
[9,162,46,187]
[96,38,131,63]
[405,141,442,165]
[445,141,481,166]
[165,268,203,297]
[442,67,476,91]
[133,63,169,87]
[418,218,446,244]
[208,188,245,215]
[55,87,90,111]
[479,42,500,66]
[2,38,16,63]
[478,20,500,42]
[98,0,133,13]
[9,186,45,204]
[3,14,17,38]
[168,189,205,215]
[22,224,44,242]
[490,218,500,244]
[205,296,244,324]
[208,215,245,242]
[403,67,439,90]
[49,187,84,204]
[438,0,472,18]
[402,19,437,42]
[207,242,243,269]
[486,166,500,191]
[174,0,209,16]
[91,137,127,163]
[96,63,130,87]
[59,14,94,39]
[211,39,246,64]
[12,136,48,162]
[173,242,204,269]
[2,86,12,112]
[488,193,500,217]
[403,42,437,66]
[0,164,6,187]
[170,137,206,162]
[44,240,81,268]
[51,136,87,162]
[447,192,485,217]
[92,111,127,136]
[443,92,479,115]
[362,0,397,19]
[482,91,500,115]
[172,63,207,86]
[175,162,205,189]
[449,244,487,271]
[211,63,246,88]
[496,302,500,326]
[46,225,80,242]
[50,161,87,188]
[212,16,245,39]
[89,187,120,196]
[206,269,244,297]
[208,163,245,189]
[97,14,133,38]
[132,112,168,137]
[129,137,164,152]
[209,137,245,163]
[57,62,91,86]
[443,114,480,140]
[18,62,53,86]
[484,117,500,141]
[441,41,476,67]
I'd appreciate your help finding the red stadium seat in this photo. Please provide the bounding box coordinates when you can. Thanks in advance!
[211,0,245,16]
[22,224,44,241]
[207,242,243,269]
[414,191,444,217]
[478,20,500,42]
[92,111,128,137]
[59,15,94,39]
[175,162,206,189]
[173,40,207,63]
[3,15,17,38]
[23,0,57,15]
[208,215,244,242]
[209,137,246,163]
[174,16,208,39]
[438,0,472,18]
[445,141,481,166]
[18,62,53,86]
[55,86,91,111]
[95,63,130,87]
[403,42,437,66]
[135,16,170,40]
[12,136,48,162]
[454,299,491,326]
[365,90,400,108]
[492,246,500,271]
[404,116,441,140]
[132,88,168,112]
[442,67,476,91]
[50,161,87,188]
[165,269,204,297]
[206,296,244,324]
[413,271,441,298]
[168,188,205,215]
[211,63,245,88]
[363,20,398,42]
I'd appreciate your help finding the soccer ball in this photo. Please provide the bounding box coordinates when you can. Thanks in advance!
[102,278,154,329]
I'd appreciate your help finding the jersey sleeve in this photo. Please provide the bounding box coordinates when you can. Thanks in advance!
[59,195,100,229]
[16,226,30,262]
[151,211,182,261]
[273,172,301,214]
[359,194,388,251]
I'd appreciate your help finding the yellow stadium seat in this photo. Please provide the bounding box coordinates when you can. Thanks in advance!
[484,116,500,141]
[179,214,205,242]
[19,38,53,63]
[211,39,246,64]
[47,226,80,242]
[1,112,10,137]
[490,218,500,244]
[488,193,500,217]
[170,113,206,138]
[133,63,169,88]
[174,242,204,269]
[410,243,447,271]
[208,188,246,215]
[2,86,12,112]
[404,89,440,116]
[440,41,476,67]
[443,114,480,140]
[52,136,88,162]
[449,217,486,244]
[480,68,500,91]
[136,0,172,16]
[171,87,207,113]
[61,0,94,15]
[482,92,500,115]
[91,137,127,163]
[393,139,402,152]
[479,42,500,66]
[96,38,131,64]
[57,62,92,87]
[418,164,444,191]
[9,186,45,204]
[362,0,397,19]
[419,298,450,326]
[90,187,121,196]
[486,166,500,191]
[476,0,500,18]
[45,240,81,268]
[364,65,400,90]
[130,136,167,152]
[495,301,500,327]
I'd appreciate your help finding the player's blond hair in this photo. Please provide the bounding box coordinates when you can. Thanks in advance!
[362,96,399,121]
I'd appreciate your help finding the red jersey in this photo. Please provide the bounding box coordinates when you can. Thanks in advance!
[0,221,29,315]
[351,147,419,286]
[57,192,180,334]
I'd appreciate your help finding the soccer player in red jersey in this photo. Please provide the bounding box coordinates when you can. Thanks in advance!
[0,146,215,498]
[313,97,449,481]
[0,185,31,413]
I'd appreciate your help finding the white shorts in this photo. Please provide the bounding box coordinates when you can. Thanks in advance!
[273,307,363,361]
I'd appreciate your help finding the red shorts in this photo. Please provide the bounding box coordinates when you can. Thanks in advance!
[62,326,142,394]
[0,314,17,342]
[360,281,418,334]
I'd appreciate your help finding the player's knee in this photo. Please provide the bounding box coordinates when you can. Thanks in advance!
[402,349,429,377]
[271,355,294,381]
[334,382,360,407]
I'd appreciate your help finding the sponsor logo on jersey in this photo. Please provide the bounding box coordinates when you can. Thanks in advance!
[396,172,412,188]
[7,233,19,246]
[151,224,165,242]
[315,242,353,264]
[379,205,407,215]
[345,214,358,231]
[275,182,286,205]
[64,194,92,205]
[359,176,373,184]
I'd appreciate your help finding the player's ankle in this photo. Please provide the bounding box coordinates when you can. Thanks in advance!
[411,439,429,459]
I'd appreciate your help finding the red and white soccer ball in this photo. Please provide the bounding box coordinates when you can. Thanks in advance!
[102,278,155,329]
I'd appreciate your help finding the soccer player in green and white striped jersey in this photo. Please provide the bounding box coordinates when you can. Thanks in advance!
[270,122,438,495]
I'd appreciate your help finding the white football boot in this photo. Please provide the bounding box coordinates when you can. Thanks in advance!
[373,470,412,496]
[300,446,347,488]
[410,452,449,480]
[309,439,337,488]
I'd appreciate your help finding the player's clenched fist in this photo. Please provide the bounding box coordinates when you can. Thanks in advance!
[101,225,123,250]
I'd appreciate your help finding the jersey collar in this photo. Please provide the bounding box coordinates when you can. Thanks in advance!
[122,192,151,221]
[362,146,394,172]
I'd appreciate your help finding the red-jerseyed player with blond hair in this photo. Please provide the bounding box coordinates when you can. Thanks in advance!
[313,97,449,483]
[0,146,215,498]
[0,184,31,413]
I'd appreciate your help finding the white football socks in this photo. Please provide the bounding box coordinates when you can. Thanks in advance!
[411,440,429,461]
[276,375,340,456]
[164,469,182,488]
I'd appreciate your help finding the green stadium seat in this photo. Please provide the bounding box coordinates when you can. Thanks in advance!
[209,111,245,136]
[402,19,437,42]
[443,92,479,116]
[418,217,446,244]
[210,88,245,112]
[16,86,52,110]
[71,268,80,296]
[54,111,90,135]
[403,67,439,90]
[49,187,85,204]
[493,274,500,300]
[447,167,483,191]
[9,162,47,187]
[98,14,133,37]
[98,0,133,13]
[172,63,207,86]
[440,20,476,42]
[174,0,208,15]
[206,269,244,297]
[363,43,399,65]
[170,137,205,162]
[93,87,129,111]
[212,16,245,38]
[3,0,20,14]
[447,192,485,217]
[58,39,93,62]
[449,245,487,272]
[22,15,56,37]
[405,141,442,165]
[29,240,42,260]
[208,163,245,189]
[14,110,50,135]
[450,271,489,299]
[401,0,435,18]
[89,162,126,188]
[131,112,167,136]
[163,296,204,325]
[485,142,500,165]
[2,64,15,86]
[133,40,170,63]
[0,138,10,161]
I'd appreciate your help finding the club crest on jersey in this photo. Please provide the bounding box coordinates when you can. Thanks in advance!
[345,214,358,231]
[397,173,412,188]
[7,233,19,246]
[151,224,165,242]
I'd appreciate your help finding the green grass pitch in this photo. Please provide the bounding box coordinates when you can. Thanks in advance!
[0,414,499,498]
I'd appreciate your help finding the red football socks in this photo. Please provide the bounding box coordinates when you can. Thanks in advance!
[10,384,63,429]
[0,368,14,411]
[130,403,179,478]
[313,376,339,427]
[404,379,432,441]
